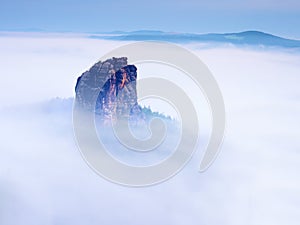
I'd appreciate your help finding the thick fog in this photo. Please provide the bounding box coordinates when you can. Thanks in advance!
[0,33,299,225]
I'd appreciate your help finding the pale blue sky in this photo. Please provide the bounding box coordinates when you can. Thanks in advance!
[1,0,300,38]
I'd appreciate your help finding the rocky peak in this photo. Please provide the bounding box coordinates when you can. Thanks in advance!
[75,57,142,123]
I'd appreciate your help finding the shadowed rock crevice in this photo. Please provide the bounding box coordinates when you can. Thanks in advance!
[96,64,141,122]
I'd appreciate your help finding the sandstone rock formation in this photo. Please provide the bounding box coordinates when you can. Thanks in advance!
[75,57,143,123]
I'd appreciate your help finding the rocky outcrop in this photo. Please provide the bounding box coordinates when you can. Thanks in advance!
[75,57,143,123]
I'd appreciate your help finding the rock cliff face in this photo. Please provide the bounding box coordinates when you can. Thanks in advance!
[75,57,142,123]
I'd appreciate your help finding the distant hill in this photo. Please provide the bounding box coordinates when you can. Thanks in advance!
[90,30,300,48]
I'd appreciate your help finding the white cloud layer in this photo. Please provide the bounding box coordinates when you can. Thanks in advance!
[0,33,300,225]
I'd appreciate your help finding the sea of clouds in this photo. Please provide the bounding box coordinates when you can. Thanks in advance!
[0,32,299,225]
